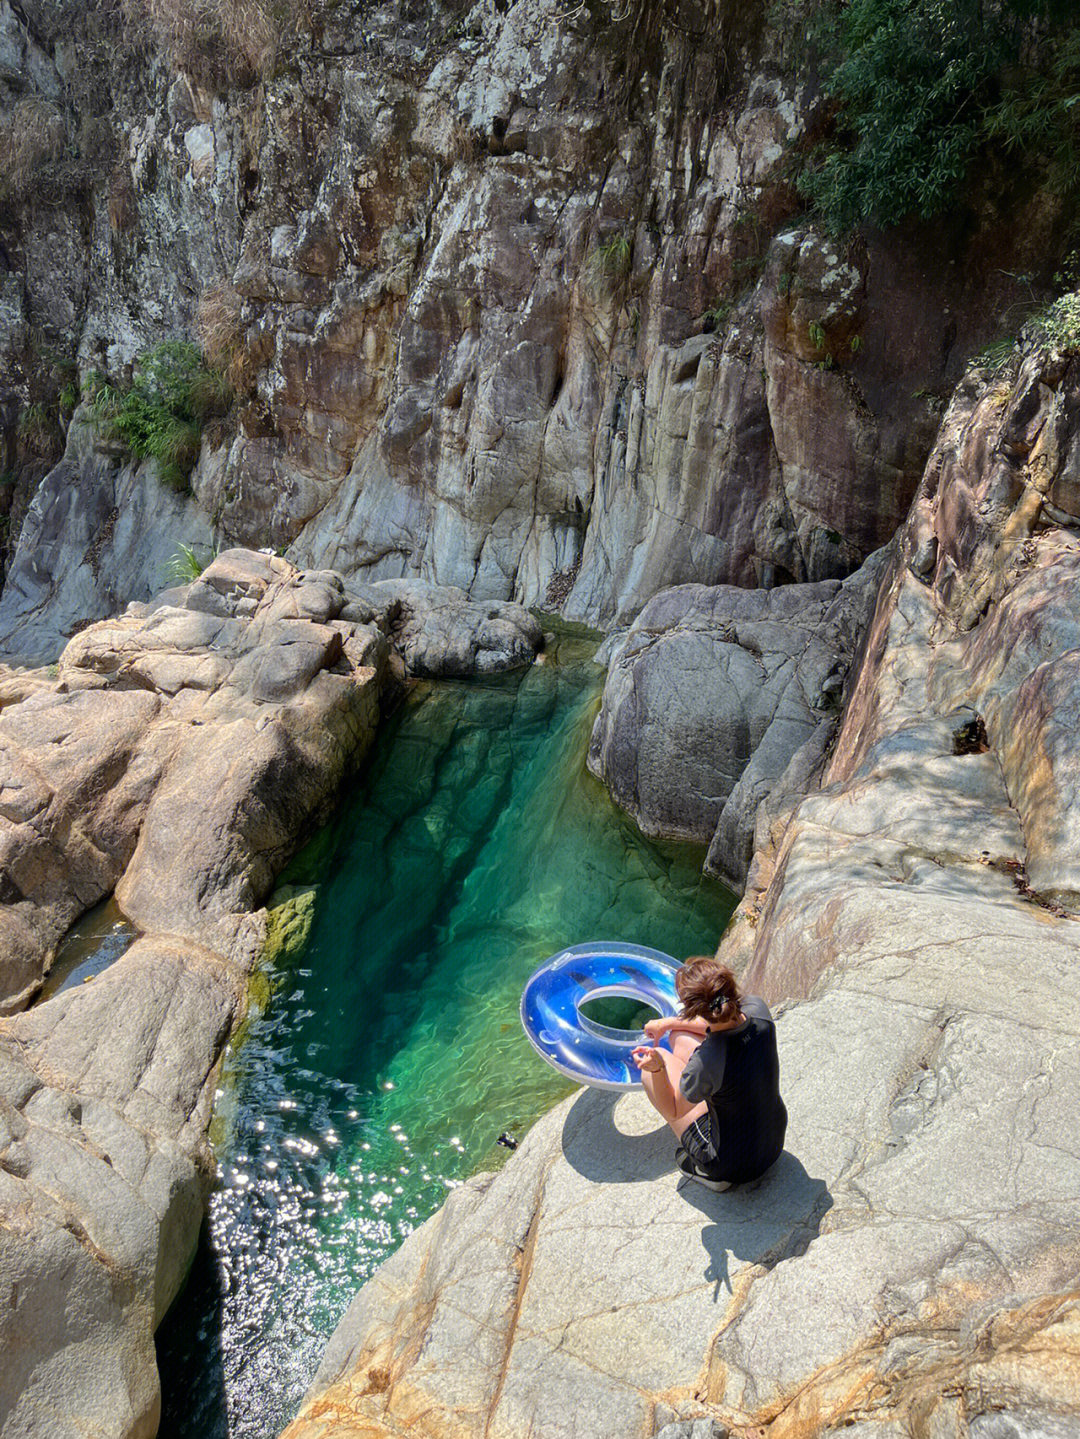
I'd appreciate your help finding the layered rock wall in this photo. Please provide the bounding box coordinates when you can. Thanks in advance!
[0,0,1052,647]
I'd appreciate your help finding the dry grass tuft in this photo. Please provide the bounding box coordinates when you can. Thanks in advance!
[120,0,324,86]
[197,281,257,395]
[448,118,480,164]
[0,97,65,200]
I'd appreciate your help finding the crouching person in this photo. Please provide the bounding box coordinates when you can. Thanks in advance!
[631,956,787,1191]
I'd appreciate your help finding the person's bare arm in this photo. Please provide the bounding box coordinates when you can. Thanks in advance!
[632,1045,675,1110]
[642,1015,708,1041]
[632,1044,700,1125]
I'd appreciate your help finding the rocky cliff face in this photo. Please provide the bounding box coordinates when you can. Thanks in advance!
[278,348,1080,1438]
[586,547,888,888]
[0,0,1052,650]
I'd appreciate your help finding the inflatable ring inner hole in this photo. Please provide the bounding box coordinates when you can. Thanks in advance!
[576,986,663,1042]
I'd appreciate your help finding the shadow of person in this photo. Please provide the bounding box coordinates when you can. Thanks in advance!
[676,1152,834,1300]
[560,1091,833,1302]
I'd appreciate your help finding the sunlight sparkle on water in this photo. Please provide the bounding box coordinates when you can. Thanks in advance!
[156,631,733,1439]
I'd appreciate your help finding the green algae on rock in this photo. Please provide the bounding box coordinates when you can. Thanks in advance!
[261,885,319,973]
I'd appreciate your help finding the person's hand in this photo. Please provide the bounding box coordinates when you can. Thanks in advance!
[632,1044,664,1073]
[642,1017,670,1040]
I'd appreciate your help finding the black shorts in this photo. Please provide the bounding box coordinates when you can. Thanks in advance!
[677,1114,727,1180]
[678,1110,787,1185]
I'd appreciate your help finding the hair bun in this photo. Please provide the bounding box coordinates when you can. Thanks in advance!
[675,957,743,1025]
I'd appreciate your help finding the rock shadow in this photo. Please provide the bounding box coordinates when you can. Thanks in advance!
[155,1221,229,1439]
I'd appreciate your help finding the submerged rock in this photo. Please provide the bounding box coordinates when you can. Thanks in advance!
[281,354,1080,1437]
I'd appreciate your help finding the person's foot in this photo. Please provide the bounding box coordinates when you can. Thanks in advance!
[681,1171,732,1192]
[676,1155,732,1192]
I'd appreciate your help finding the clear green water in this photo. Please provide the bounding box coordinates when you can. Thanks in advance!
[156,629,734,1438]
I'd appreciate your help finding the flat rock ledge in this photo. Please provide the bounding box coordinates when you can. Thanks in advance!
[282,355,1080,1439]
[0,548,541,1439]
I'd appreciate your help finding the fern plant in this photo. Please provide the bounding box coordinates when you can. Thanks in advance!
[701,299,733,332]
[86,341,231,492]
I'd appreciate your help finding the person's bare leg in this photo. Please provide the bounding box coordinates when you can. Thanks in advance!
[669,1030,703,1065]
[638,1031,707,1134]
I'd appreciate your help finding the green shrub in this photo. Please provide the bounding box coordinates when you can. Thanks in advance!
[972,285,1080,373]
[795,0,1080,233]
[985,29,1080,201]
[1030,289,1080,352]
[588,233,632,283]
[165,542,215,583]
[87,341,231,492]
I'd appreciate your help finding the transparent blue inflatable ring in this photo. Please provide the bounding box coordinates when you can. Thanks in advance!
[520,941,682,1090]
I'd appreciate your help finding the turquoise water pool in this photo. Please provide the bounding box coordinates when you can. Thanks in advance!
[156,628,734,1437]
